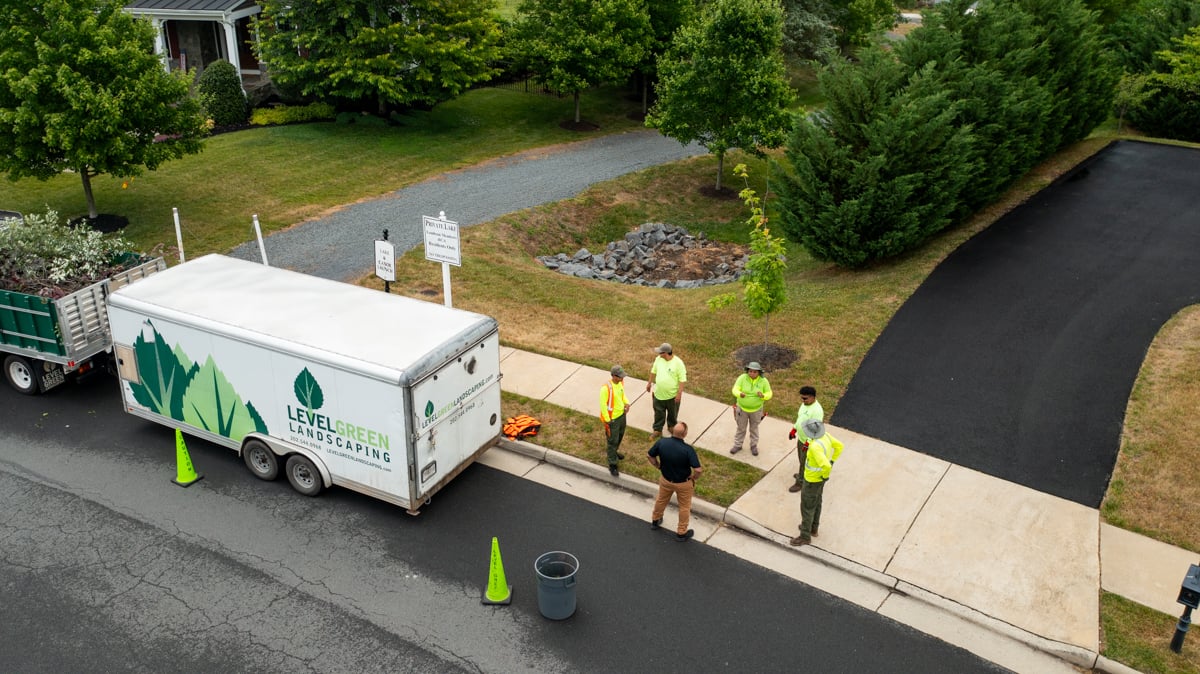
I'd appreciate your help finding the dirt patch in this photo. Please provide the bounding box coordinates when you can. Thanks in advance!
[733,342,799,373]
[699,185,740,201]
[638,240,748,283]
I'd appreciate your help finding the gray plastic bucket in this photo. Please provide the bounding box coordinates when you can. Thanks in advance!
[534,551,579,620]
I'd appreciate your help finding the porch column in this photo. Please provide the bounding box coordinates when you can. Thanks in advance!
[221,19,243,75]
[151,18,169,74]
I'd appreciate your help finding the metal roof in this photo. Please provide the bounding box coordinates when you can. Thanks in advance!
[125,0,255,13]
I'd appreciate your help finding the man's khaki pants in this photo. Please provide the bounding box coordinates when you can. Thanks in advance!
[652,475,695,535]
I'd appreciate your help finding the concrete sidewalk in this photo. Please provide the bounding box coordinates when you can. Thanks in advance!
[494,346,1197,673]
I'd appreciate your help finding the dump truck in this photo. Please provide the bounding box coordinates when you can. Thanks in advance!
[105,254,502,513]
[1,257,166,394]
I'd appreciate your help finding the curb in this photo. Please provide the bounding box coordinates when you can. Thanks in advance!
[495,439,1128,673]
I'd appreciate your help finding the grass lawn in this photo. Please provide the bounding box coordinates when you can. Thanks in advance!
[0,85,646,258]
[1102,593,1200,674]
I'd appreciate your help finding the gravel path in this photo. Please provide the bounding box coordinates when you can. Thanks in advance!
[229,129,705,282]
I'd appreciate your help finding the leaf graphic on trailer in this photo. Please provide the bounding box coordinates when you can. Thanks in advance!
[245,401,269,435]
[181,356,262,439]
[294,368,324,411]
[128,322,189,419]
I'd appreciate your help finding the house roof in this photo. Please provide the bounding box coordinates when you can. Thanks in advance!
[125,0,255,13]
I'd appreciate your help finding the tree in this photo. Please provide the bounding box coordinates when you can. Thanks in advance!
[254,0,502,114]
[827,0,896,52]
[510,0,652,124]
[773,49,977,267]
[1156,24,1200,93]
[636,0,695,115]
[708,164,789,347]
[647,0,794,190]
[780,0,836,61]
[0,0,206,219]
[1113,71,1159,132]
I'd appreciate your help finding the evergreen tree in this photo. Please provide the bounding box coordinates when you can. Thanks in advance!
[773,49,976,267]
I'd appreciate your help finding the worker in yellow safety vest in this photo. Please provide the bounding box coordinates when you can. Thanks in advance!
[790,419,844,547]
[601,365,633,477]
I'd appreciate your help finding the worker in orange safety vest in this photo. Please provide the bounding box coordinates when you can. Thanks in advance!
[601,365,633,477]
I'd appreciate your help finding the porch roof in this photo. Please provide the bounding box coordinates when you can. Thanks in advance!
[125,0,256,14]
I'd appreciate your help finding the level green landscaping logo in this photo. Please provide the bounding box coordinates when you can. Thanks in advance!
[286,367,391,462]
[128,320,269,439]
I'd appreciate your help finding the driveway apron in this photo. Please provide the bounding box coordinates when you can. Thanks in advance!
[832,140,1200,507]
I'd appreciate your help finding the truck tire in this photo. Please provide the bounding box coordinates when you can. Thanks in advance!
[242,439,279,481]
[285,455,323,497]
[3,355,39,395]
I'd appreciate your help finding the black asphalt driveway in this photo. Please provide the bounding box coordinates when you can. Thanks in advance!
[833,140,1200,507]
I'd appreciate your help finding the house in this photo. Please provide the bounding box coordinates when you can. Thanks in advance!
[124,0,263,89]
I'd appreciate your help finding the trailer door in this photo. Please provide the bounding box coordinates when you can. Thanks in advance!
[409,332,502,499]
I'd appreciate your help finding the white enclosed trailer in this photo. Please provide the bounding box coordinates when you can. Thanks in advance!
[106,254,502,513]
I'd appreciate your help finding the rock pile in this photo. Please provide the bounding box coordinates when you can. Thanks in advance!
[536,223,748,288]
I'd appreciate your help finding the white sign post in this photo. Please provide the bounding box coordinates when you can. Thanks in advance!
[375,233,395,293]
[422,211,460,308]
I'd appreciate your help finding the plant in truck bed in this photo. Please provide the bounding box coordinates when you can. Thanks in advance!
[0,209,142,298]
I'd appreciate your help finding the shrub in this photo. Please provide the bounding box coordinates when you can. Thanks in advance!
[196,60,248,127]
[250,102,337,126]
[0,209,137,296]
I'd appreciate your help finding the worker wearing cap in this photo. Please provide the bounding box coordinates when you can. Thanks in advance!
[646,343,687,438]
[788,386,824,493]
[600,365,632,477]
[790,419,843,547]
[729,361,772,456]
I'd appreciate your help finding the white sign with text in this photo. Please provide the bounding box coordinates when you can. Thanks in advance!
[374,239,396,281]
[423,214,461,267]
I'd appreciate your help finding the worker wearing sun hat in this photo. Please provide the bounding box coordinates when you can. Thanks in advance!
[790,418,844,547]
[729,361,772,456]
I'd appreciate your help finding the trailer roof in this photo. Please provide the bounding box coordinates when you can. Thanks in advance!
[108,255,497,384]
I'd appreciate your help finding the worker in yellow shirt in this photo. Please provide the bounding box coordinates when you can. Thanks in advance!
[646,343,687,438]
[729,361,772,456]
[600,365,633,477]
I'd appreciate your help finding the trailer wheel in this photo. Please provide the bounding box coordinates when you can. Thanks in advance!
[3,355,39,395]
[242,439,279,481]
[285,455,323,497]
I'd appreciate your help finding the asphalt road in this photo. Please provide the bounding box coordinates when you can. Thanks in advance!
[228,130,706,282]
[833,140,1200,507]
[0,379,1007,673]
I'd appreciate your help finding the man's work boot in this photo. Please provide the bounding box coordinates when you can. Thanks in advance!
[788,483,803,493]
[789,536,809,547]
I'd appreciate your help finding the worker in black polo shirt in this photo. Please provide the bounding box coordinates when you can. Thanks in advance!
[647,421,704,542]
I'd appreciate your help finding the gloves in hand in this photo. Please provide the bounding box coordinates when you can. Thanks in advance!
[788,428,797,440]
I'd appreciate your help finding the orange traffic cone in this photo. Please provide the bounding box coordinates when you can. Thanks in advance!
[171,428,204,487]
[482,536,512,605]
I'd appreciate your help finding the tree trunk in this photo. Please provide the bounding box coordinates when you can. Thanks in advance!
[763,314,770,348]
[574,92,581,124]
[642,76,648,116]
[80,169,98,219]
[715,151,724,190]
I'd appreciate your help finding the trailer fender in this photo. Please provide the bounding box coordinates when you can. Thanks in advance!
[239,434,333,488]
